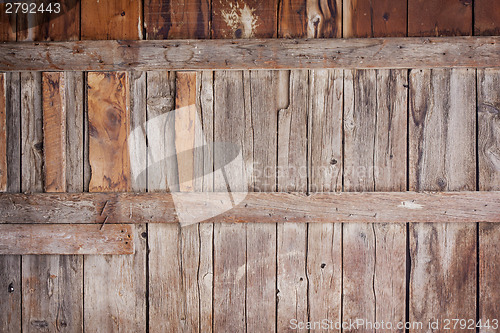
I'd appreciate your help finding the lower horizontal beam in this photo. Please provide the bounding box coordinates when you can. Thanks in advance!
[0,36,499,71]
[0,191,498,224]
[0,224,134,255]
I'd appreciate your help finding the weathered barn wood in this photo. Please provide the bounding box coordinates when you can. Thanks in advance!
[1,191,499,224]
[0,70,21,332]
[478,68,500,331]
[409,68,477,331]
[343,68,407,332]
[2,37,500,72]
[85,70,147,332]
[0,224,134,255]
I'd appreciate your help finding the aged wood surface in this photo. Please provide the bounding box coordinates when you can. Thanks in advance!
[408,0,472,37]
[475,0,500,36]
[278,0,342,38]
[0,71,21,333]
[85,71,146,332]
[478,69,500,332]
[212,0,277,38]
[213,70,248,332]
[343,0,407,37]
[1,191,500,224]
[145,0,210,39]
[81,0,142,40]
[276,69,309,331]
[1,224,134,255]
[0,73,6,192]
[0,3,15,42]
[3,37,500,71]
[343,69,407,333]
[409,68,477,332]
[245,70,278,332]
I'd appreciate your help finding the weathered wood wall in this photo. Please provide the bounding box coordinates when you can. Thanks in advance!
[0,0,499,332]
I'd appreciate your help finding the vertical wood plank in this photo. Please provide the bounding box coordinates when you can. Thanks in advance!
[408,0,472,37]
[409,68,476,332]
[0,74,6,192]
[475,0,500,36]
[343,0,407,37]
[245,70,278,333]
[20,72,83,333]
[278,0,342,38]
[276,69,309,331]
[212,0,278,38]
[307,69,343,330]
[81,0,142,40]
[477,69,500,332]
[0,3,15,41]
[145,0,211,39]
[0,72,21,333]
[343,69,407,333]
[213,70,249,332]
[85,72,146,332]
[129,71,147,192]
[17,0,80,41]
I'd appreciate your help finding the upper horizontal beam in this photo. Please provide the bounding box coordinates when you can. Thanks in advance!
[1,191,499,224]
[0,37,499,71]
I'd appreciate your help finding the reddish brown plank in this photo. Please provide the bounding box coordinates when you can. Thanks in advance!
[0,74,6,192]
[81,0,142,40]
[145,0,210,39]
[408,0,472,37]
[0,3,15,41]
[212,0,278,38]
[42,72,66,192]
[343,0,407,37]
[1,224,133,255]
[475,0,500,36]
[16,0,80,41]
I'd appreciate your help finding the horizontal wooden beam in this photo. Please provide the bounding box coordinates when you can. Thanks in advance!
[0,191,498,224]
[0,36,499,71]
[0,224,134,255]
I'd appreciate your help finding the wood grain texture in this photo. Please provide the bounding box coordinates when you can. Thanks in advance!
[0,3,16,42]
[81,0,142,40]
[212,0,277,38]
[2,191,500,224]
[343,69,407,333]
[213,70,248,332]
[277,69,309,331]
[2,224,134,255]
[43,72,66,192]
[6,37,500,71]
[475,0,500,36]
[343,0,407,37]
[409,68,476,332]
[16,0,80,41]
[148,70,214,332]
[408,0,472,37]
[22,71,84,333]
[278,0,342,38]
[87,72,131,192]
[129,71,147,192]
[245,70,278,332]
[0,74,6,192]
[478,69,500,332]
[85,71,146,332]
[21,71,43,193]
[4,37,500,71]
[307,69,343,330]
[145,0,211,39]
[0,71,21,333]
